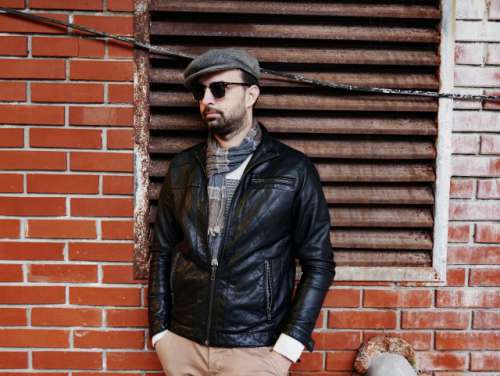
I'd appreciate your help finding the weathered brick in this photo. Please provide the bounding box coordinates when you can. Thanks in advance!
[450,201,500,220]
[436,331,500,350]
[453,111,500,132]
[489,0,500,19]
[456,0,485,19]
[452,134,479,154]
[311,331,362,350]
[486,43,500,64]
[448,245,500,265]
[29,264,98,283]
[478,179,500,199]
[481,135,500,155]
[417,352,467,371]
[364,331,432,350]
[69,106,133,127]
[68,242,133,262]
[74,330,144,349]
[436,289,500,308]
[455,67,500,87]
[106,352,161,370]
[452,156,500,177]
[323,289,360,308]
[456,21,500,42]
[473,310,500,329]
[455,42,484,64]
[475,223,500,242]
[469,268,500,286]
[446,267,466,286]
[448,223,470,242]
[471,352,500,371]
[364,289,432,308]
[402,311,470,329]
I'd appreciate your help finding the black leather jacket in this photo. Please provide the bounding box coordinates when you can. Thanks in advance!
[148,124,335,352]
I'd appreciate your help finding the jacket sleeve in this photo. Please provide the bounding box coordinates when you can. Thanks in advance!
[148,165,182,338]
[281,157,335,352]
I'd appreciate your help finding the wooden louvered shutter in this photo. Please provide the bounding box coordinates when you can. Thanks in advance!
[134,0,450,281]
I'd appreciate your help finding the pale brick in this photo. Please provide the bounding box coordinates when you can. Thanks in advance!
[453,111,500,132]
[450,178,475,198]
[486,43,500,64]
[478,179,500,198]
[476,223,500,242]
[457,0,486,20]
[455,43,484,65]
[489,0,500,19]
[483,90,500,110]
[481,135,500,154]
[455,67,500,87]
[452,156,500,177]
[450,200,500,220]
[453,89,484,110]
[456,21,500,42]
[452,134,479,154]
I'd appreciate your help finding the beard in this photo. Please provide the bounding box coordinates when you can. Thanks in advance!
[202,105,247,139]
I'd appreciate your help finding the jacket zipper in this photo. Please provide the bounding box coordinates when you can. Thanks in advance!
[203,153,279,346]
[264,259,273,321]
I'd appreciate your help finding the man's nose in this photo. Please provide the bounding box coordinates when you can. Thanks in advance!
[200,86,215,105]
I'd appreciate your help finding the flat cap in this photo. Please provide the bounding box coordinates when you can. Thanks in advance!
[183,48,260,89]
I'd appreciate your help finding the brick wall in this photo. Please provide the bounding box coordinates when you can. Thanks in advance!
[0,0,498,375]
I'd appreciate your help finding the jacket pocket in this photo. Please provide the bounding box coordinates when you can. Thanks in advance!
[170,252,181,305]
[264,259,273,321]
[250,176,296,191]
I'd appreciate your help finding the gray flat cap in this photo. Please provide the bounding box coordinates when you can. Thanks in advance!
[183,48,260,89]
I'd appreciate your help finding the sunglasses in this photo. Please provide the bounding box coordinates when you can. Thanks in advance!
[192,81,252,101]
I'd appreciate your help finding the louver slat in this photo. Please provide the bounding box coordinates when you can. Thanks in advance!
[146,0,441,269]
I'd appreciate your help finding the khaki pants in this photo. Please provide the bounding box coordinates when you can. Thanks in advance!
[155,330,290,376]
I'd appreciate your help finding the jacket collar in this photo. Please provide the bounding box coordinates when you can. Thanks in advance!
[193,122,279,176]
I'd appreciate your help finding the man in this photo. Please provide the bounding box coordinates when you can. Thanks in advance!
[148,48,335,376]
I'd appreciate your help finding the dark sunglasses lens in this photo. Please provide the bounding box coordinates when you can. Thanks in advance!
[192,85,205,101]
[209,82,226,98]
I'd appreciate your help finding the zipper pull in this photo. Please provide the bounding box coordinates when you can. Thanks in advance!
[210,258,218,280]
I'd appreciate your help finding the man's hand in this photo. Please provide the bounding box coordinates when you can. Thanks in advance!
[268,350,293,375]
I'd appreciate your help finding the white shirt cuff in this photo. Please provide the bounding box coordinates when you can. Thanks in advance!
[152,329,169,348]
[272,333,304,363]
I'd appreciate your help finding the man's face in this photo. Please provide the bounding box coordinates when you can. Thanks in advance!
[196,69,251,138]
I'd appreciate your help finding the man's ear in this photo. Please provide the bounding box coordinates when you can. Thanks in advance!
[246,85,260,108]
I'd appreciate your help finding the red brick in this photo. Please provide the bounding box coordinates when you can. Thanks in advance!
[0,219,20,238]
[473,310,500,329]
[70,60,133,81]
[32,308,101,327]
[452,156,500,177]
[108,84,133,103]
[0,352,28,369]
[291,351,323,372]
[0,81,26,101]
[32,37,104,58]
[417,352,467,371]
[0,241,64,260]
[70,287,141,306]
[448,223,470,242]
[74,330,144,349]
[0,329,68,348]
[29,264,97,283]
[478,178,500,198]
[107,0,133,12]
[0,286,65,304]
[450,201,500,220]
[481,134,500,154]
[469,268,500,286]
[0,59,65,80]
[0,35,27,56]
[312,331,361,350]
[476,223,500,242]
[471,352,500,371]
[30,0,102,10]
[0,104,65,125]
[452,134,479,154]
[73,15,133,36]
[70,152,134,172]
[106,308,147,327]
[364,289,432,308]
[402,311,469,329]
[0,308,27,326]
[450,178,475,198]
[0,13,67,34]
[28,174,99,194]
[30,128,102,149]
[103,265,146,284]
[436,331,500,350]
[101,220,133,240]
[103,175,133,195]
[33,351,102,370]
[325,351,356,371]
[108,41,134,58]
[0,128,23,147]
[69,106,133,126]
[0,174,23,193]
[328,311,396,329]
[364,331,432,351]
[32,83,104,103]
[68,242,133,262]
[0,264,23,282]
[0,0,24,8]
[71,197,133,217]
[106,352,161,370]
[0,197,65,216]
[437,289,500,308]
[107,129,133,149]
[446,267,466,286]
[323,289,360,308]
[27,219,96,239]
[448,245,500,264]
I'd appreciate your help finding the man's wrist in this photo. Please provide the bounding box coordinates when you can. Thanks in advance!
[273,333,304,363]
